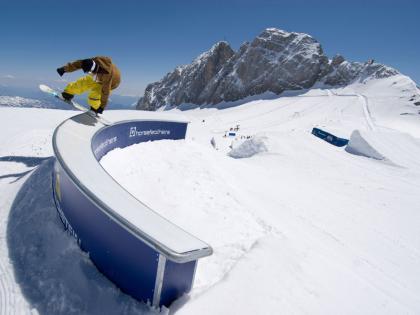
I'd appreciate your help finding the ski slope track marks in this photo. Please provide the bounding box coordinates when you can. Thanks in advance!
[358,94,376,131]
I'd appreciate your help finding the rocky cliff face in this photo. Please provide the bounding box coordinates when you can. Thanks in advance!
[137,28,399,111]
[198,28,329,105]
[139,42,234,111]
[322,54,398,86]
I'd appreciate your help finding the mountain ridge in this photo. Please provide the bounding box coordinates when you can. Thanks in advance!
[137,28,400,111]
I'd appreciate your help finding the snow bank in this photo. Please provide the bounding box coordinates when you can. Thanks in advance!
[345,130,385,160]
[7,158,150,314]
[346,129,420,168]
[228,135,268,158]
[100,139,265,293]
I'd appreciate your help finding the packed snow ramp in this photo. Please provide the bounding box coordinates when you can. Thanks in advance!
[345,129,420,169]
[52,110,212,308]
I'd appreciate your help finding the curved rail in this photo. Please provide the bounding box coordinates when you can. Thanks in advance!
[52,110,212,307]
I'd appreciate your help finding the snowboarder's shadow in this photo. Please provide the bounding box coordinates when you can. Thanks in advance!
[6,158,152,315]
[0,156,50,183]
[70,113,98,127]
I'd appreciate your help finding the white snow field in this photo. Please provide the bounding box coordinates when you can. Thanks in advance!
[1,74,420,314]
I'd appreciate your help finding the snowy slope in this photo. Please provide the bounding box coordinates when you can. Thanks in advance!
[104,75,420,314]
[0,109,151,315]
[1,75,420,314]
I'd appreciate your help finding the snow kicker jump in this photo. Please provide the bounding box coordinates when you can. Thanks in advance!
[52,111,212,308]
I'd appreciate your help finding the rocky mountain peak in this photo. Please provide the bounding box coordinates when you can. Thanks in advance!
[139,40,234,111]
[331,54,345,66]
[137,28,399,111]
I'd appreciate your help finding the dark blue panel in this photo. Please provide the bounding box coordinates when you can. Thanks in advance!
[55,162,159,303]
[160,260,196,307]
[92,121,188,160]
[312,127,349,147]
[53,119,201,307]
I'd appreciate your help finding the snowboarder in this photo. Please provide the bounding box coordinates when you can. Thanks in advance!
[56,56,121,114]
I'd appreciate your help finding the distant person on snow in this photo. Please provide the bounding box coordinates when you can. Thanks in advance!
[56,56,121,114]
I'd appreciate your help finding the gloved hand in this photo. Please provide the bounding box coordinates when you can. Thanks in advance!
[61,92,74,101]
[57,67,66,77]
[90,106,104,114]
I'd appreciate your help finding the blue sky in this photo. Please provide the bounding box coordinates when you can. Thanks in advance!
[0,0,418,96]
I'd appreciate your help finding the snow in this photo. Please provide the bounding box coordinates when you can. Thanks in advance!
[0,96,44,108]
[0,109,150,314]
[227,135,268,158]
[346,130,420,169]
[1,75,420,314]
[346,130,386,161]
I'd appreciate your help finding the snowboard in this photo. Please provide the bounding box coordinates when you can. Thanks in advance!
[39,84,111,125]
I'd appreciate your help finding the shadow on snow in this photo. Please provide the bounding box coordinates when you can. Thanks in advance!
[6,158,155,315]
[0,156,51,183]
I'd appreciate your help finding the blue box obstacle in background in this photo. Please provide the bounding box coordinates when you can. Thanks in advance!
[311,127,349,147]
[53,117,211,308]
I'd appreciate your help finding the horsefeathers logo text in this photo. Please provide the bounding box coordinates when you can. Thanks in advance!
[129,127,171,138]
